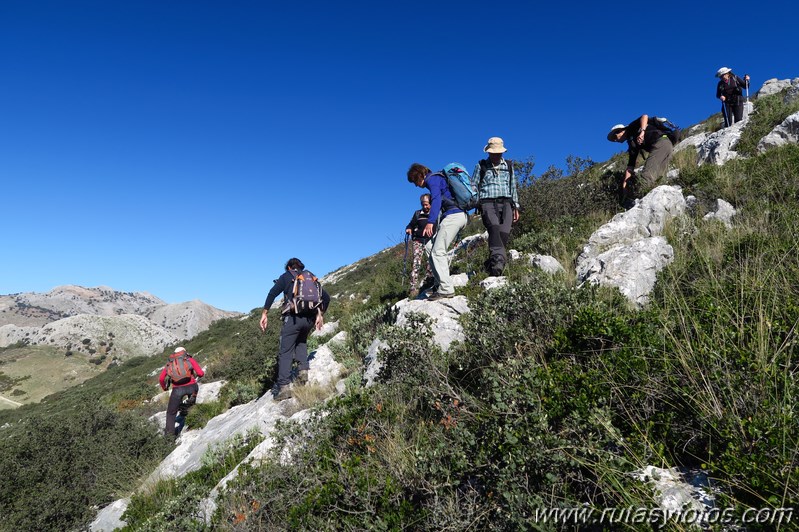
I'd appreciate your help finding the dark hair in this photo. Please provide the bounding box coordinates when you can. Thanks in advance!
[407,163,430,183]
[420,193,431,202]
[285,258,304,271]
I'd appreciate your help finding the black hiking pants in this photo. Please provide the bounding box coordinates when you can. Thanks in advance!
[276,314,314,388]
[165,382,198,437]
[722,100,744,127]
[481,198,514,275]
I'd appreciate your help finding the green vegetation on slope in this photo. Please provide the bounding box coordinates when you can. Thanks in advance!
[1,89,798,531]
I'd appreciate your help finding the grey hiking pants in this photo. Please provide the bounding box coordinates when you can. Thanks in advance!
[480,198,514,275]
[165,382,198,437]
[276,314,314,387]
[640,136,674,189]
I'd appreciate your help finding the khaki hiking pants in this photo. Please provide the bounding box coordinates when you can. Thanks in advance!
[640,136,674,189]
[427,211,467,295]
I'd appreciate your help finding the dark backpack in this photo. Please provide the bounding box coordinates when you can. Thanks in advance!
[282,270,323,316]
[440,163,478,211]
[166,353,194,386]
[649,116,682,146]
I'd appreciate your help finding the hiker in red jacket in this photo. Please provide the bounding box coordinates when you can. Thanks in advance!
[159,347,204,438]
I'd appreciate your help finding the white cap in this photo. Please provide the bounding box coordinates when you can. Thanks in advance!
[174,347,186,354]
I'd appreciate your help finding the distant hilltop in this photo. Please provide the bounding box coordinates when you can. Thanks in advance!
[0,285,241,359]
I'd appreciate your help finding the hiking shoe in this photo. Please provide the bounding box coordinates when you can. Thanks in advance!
[422,284,440,296]
[297,369,309,386]
[427,291,455,301]
[420,276,436,291]
[274,387,293,401]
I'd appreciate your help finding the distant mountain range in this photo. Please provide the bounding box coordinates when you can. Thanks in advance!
[0,285,241,359]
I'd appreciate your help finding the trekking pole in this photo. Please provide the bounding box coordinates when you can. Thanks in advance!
[402,233,409,280]
[721,102,730,127]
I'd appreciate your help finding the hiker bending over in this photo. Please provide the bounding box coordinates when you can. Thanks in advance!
[159,347,204,438]
[405,193,433,297]
[260,258,330,401]
[472,137,519,276]
[607,115,674,201]
[407,163,468,301]
[716,67,750,127]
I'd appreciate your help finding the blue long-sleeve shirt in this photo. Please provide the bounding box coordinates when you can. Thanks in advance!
[424,172,463,223]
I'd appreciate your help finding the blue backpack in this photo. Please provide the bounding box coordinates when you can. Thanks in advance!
[440,162,478,212]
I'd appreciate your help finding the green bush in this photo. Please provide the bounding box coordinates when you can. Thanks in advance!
[0,403,171,531]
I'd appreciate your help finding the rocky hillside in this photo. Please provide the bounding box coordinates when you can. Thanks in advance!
[0,285,241,359]
[3,76,797,532]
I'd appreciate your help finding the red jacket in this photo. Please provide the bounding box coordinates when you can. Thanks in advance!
[159,355,204,390]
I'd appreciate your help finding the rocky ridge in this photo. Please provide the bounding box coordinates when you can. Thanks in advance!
[0,285,240,359]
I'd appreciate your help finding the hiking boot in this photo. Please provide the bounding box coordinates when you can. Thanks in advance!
[422,284,440,296]
[427,291,455,301]
[297,369,309,386]
[274,386,293,401]
[419,276,436,291]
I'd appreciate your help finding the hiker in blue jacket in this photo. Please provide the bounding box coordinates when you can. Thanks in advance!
[716,67,750,127]
[472,137,520,276]
[407,163,468,300]
[260,258,330,400]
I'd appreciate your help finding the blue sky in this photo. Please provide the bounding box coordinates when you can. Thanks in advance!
[1,0,795,313]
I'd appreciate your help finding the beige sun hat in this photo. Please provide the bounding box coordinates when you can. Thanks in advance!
[716,66,731,77]
[607,124,626,141]
[483,137,507,153]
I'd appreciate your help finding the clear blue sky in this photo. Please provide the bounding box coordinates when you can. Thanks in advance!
[1,0,795,313]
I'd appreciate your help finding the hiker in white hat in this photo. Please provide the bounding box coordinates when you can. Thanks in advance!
[716,67,750,127]
[606,115,674,205]
[472,137,520,276]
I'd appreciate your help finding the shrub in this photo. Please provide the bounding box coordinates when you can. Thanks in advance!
[0,404,171,531]
[736,90,799,156]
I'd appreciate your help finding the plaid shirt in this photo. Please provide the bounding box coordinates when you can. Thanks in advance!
[472,158,519,208]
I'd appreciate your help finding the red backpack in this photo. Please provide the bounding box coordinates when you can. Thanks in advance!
[166,352,194,386]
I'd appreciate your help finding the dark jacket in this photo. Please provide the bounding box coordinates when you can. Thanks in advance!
[623,117,670,169]
[406,209,431,242]
[716,74,747,104]
[263,269,331,312]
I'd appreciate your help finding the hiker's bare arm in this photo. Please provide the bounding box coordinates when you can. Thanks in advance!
[422,223,434,238]
[637,115,648,143]
[259,310,268,332]
[315,312,324,331]
[513,208,520,223]
[622,168,634,189]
